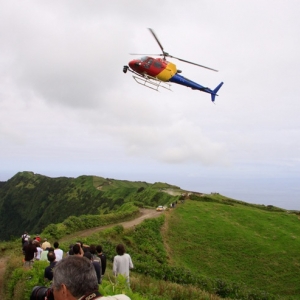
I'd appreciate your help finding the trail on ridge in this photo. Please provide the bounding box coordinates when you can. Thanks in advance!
[60,208,162,242]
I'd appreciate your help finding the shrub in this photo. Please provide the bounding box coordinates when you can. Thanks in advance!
[42,204,140,239]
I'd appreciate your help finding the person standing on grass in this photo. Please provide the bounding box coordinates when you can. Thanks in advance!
[44,251,57,282]
[42,238,51,250]
[21,231,30,247]
[113,244,134,284]
[83,251,102,284]
[23,239,37,267]
[54,241,64,261]
[72,244,84,257]
[35,242,43,261]
[90,245,102,276]
[96,245,107,276]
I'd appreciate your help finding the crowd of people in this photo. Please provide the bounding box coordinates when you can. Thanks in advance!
[22,231,134,300]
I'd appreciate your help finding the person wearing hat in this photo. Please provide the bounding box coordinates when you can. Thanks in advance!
[21,231,30,247]
[42,238,51,250]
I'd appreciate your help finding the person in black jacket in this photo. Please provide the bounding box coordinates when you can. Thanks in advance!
[23,239,37,267]
[44,251,57,281]
[96,245,107,276]
[83,251,101,284]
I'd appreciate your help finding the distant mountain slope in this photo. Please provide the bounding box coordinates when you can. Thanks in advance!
[0,171,180,240]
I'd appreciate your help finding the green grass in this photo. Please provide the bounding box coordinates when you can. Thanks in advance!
[2,218,226,300]
[93,176,149,191]
[2,173,300,299]
[3,204,298,299]
[164,200,300,297]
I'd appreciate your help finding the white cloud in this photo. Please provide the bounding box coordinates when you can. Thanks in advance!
[0,0,300,209]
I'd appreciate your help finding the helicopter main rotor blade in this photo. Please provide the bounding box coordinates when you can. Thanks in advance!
[129,53,162,56]
[130,29,219,72]
[148,28,166,57]
[168,54,218,72]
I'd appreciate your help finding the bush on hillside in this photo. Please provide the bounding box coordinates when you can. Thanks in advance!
[42,203,139,239]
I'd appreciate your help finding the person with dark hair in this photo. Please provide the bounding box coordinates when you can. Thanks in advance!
[52,256,130,300]
[54,241,63,261]
[44,251,57,281]
[23,239,37,267]
[67,244,74,256]
[90,245,97,257]
[113,244,134,284]
[90,245,102,275]
[73,242,84,256]
[83,251,101,284]
[77,240,87,253]
[96,245,107,276]
[72,244,83,256]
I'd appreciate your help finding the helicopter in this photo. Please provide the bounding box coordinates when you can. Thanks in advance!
[123,28,223,102]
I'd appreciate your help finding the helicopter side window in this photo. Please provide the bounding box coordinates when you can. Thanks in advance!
[153,61,163,68]
[144,58,153,69]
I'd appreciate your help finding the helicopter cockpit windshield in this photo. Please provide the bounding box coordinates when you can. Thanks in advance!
[140,56,149,62]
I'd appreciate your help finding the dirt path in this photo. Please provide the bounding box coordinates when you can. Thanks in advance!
[0,257,7,299]
[60,208,163,242]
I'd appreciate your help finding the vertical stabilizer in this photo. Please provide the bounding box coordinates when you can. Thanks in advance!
[211,82,224,102]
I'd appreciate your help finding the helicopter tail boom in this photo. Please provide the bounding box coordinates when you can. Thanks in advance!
[169,74,223,102]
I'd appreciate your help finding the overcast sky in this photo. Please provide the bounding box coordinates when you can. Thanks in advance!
[1,1,299,210]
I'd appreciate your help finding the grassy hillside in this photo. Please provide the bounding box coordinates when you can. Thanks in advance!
[0,172,180,240]
[0,216,242,300]
[164,199,300,297]
[3,196,300,299]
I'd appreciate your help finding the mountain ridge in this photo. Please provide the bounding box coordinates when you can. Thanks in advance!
[0,171,293,241]
[0,171,181,240]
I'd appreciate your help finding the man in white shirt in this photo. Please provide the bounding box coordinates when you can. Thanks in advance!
[54,241,64,261]
[113,244,134,285]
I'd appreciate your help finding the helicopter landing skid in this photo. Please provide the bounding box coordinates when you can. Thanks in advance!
[132,75,172,92]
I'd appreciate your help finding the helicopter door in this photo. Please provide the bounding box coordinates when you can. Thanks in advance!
[153,61,163,69]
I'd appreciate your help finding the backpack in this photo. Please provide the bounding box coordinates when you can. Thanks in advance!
[93,254,101,263]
